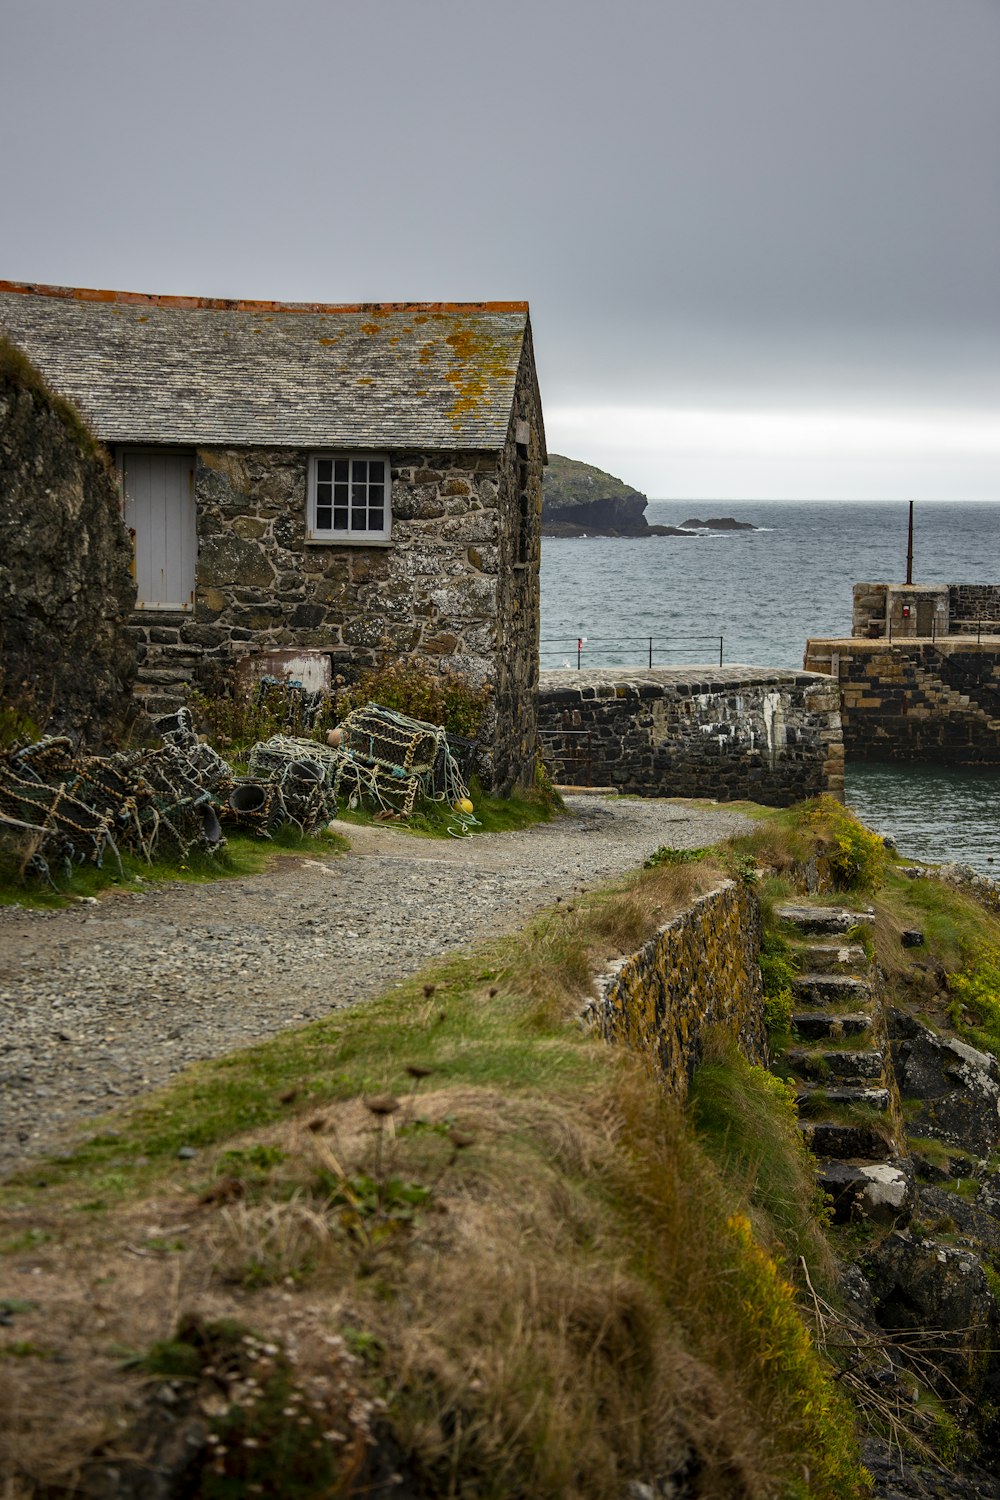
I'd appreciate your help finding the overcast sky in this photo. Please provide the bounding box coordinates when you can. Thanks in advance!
[2,0,998,499]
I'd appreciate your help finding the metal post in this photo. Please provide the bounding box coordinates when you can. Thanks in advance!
[719,636,724,667]
[888,615,893,643]
[906,500,914,586]
[577,640,582,670]
[979,618,983,645]
[648,637,653,669]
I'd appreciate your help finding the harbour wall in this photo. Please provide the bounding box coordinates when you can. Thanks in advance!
[537,666,844,805]
[803,638,1000,764]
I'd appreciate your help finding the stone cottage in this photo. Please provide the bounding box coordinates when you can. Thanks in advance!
[0,282,546,790]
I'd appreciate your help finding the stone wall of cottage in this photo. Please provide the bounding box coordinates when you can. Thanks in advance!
[589,880,767,1101]
[804,638,1000,764]
[128,389,542,789]
[537,666,844,805]
[0,346,136,746]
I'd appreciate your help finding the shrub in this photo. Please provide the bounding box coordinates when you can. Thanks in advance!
[808,797,889,896]
[189,679,336,758]
[947,946,1000,1055]
[333,655,491,739]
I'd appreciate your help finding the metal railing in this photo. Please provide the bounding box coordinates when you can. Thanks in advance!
[885,617,995,645]
[539,634,725,670]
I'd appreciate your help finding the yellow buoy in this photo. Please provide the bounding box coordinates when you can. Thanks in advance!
[454,798,474,815]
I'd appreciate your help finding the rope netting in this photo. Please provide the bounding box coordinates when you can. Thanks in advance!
[0,699,480,886]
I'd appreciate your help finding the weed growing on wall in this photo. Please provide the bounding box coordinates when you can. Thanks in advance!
[759,931,798,1037]
[808,796,889,895]
[334,655,492,739]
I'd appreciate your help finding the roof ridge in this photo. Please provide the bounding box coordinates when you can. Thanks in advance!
[0,281,529,316]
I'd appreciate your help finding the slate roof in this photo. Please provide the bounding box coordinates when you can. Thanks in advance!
[0,282,536,452]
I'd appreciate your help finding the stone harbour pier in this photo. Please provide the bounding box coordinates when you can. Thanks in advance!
[538,665,844,805]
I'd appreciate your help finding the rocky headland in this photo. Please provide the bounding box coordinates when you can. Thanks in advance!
[541,453,691,537]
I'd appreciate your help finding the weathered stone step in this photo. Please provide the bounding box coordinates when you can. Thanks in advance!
[792,973,873,1007]
[783,1047,886,1083]
[796,1085,891,1113]
[792,1011,873,1042]
[794,940,868,975]
[775,904,875,935]
[802,1120,891,1161]
[817,1159,913,1224]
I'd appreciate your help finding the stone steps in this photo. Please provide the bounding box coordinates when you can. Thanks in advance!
[790,1010,874,1042]
[775,903,874,935]
[784,1046,886,1083]
[771,900,906,1221]
[801,1119,892,1162]
[796,1085,892,1113]
[797,940,869,974]
[792,972,873,1008]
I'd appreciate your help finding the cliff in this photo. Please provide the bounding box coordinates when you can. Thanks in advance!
[542,453,688,536]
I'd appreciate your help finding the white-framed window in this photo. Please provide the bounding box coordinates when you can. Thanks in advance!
[307,454,391,543]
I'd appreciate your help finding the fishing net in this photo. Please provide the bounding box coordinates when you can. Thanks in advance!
[250,704,478,833]
[0,697,480,888]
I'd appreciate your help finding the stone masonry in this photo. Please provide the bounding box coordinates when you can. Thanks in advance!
[0,286,546,794]
[0,343,136,746]
[537,666,844,805]
[594,879,767,1101]
[126,341,543,792]
[804,637,1000,764]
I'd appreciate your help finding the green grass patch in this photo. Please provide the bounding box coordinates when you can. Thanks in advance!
[0,823,348,909]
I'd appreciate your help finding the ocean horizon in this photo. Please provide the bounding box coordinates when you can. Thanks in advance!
[540,498,1000,871]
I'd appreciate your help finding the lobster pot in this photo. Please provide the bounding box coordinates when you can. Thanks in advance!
[340,704,444,776]
[248,735,341,788]
[226,779,276,836]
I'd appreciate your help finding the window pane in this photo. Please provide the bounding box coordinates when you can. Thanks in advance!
[334,482,349,504]
[368,482,384,505]
[369,508,384,531]
[316,504,333,530]
[334,460,349,483]
[333,507,348,529]
[369,459,385,483]
[351,508,367,530]
[316,481,332,503]
[352,459,368,484]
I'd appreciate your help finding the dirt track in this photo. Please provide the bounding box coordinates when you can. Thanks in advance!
[0,795,752,1169]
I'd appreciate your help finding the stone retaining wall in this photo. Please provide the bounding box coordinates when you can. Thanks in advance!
[804,638,1000,764]
[538,666,844,805]
[0,344,136,746]
[592,879,766,1100]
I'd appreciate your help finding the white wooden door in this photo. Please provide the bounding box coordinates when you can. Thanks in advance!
[121,450,196,611]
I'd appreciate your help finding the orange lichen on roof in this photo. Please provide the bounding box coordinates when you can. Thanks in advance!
[0,280,528,318]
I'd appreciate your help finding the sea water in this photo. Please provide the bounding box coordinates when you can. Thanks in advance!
[540,500,1000,871]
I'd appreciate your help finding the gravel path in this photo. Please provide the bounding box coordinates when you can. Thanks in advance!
[0,795,751,1171]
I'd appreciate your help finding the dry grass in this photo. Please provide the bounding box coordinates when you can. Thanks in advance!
[0,846,867,1500]
[514,855,728,1028]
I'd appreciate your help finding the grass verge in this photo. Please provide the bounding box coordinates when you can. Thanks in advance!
[0,824,349,909]
[0,847,867,1500]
